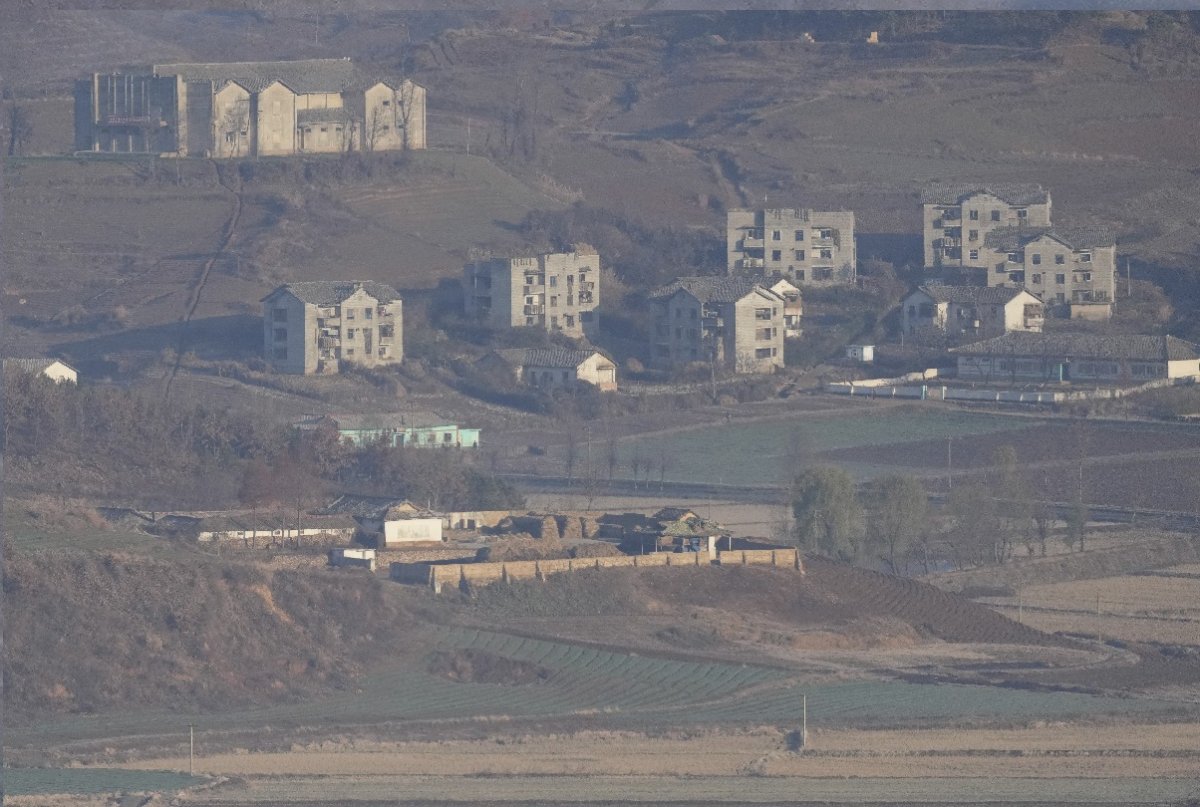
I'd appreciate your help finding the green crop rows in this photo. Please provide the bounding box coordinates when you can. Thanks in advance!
[6,767,202,795]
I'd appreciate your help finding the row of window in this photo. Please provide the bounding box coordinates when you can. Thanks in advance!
[965,208,1029,222]
[275,345,394,361]
[766,248,834,261]
[757,228,836,241]
[522,272,589,287]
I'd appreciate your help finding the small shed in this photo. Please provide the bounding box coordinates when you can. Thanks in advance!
[329,547,377,571]
[846,344,875,363]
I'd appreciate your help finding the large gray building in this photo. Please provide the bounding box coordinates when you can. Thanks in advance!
[262,281,403,375]
[649,276,786,374]
[463,248,600,339]
[727,208,856,287]
[922,184,1052,270]
[75,58,425,158]
[980,227,1116,313]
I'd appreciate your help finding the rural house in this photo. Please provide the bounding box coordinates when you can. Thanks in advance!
[295,412,481,449]
[3,357,78,384]
[482,348,618,392]
[922,184,1052,270]
[320,494,444,546]
[902,285,1044,339]
[463,247,600,339]
[980,227,1116,318]
[75,59,426,157]
[952,332,1200,383]
[727,208,857,286]
[262,281,402,375]
[767,278,803,337]
[649,276,786,374]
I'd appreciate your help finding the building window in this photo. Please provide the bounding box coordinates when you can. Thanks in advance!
[969,249,979,261]
[1056,274,1066,284]
[274,328,287,342]
[794,249,805,260]
[1080,252,1092,263]
[772,250,782,261]
[551,315,558,327]
[1055,254,1066,265]
[794,230,804,241]
[1017,209,1028,219]
[525,316,535,326]
[819,229,833,239]
[346,309,355,319]
[990,210,1001,221]
[969,230,979,242]
[1007,252,1020,263]
[346,348,355,356]
[1080,272,1092,282]
[382,99,391,107]
[364,308,373,319]
[755,347,773,358]
[1031,253,1041,265]
[565,315,575,328]
[772,230,781,241]
[347,328,356,338]
[321,127,328,133]
[969,210,979,221]
[549,276,557,287]
[550,296,558,307]
[273,308,288,322]
[819,249,833,260]
[1032,273,1042,284]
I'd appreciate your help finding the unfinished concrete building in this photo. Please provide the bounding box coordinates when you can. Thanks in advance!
[463,248,600,339]
[74,59,425,157]
[727,208,856,286]
[922,184,1052,270]
[262,281,402,375]
[649,276,786,374]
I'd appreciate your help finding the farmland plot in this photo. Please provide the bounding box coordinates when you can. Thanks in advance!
[5,767,201,796]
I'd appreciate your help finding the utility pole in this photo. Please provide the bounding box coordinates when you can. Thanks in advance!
[189,722,195,776]
[801,693,808,748]
[947,436,953,491]
[466,117,472,155]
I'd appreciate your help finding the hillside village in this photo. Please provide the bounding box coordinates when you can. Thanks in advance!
[9,53,1200,588]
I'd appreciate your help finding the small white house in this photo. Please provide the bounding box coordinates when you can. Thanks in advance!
[4,358,78,384]
[846,344,875,363]
[357,501,445,547]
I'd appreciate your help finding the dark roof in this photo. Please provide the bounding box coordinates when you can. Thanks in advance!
[913,284,1034,305]
[493,348,611,369]
[921,183,1049,206]
[265,281,401,306]
[318,494,422,519]
[649,276,782,304]
[983,226,1115,252]
[155,58,360,93]
[952,333,1200,362]
[3,357,74,373]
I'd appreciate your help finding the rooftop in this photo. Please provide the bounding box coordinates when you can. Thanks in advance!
[952,333,1200,362]
[914,284,1035,305]
[650,276,782,304]
[266,280,402,306]
[922,183,1049,207]
[3,357,73,373]
[983,226,1115,252]
[493,347,611,369]
[152,58,374,94]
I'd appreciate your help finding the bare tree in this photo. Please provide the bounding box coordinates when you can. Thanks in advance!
[394,80,421,151]
[6,101,33,156]
[362,106,386,154]
[220,101,250,157]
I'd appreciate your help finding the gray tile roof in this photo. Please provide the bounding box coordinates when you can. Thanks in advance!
[983,226,1114,252]
[915,284,1032,305]
[154,58,364,94]
[3,357,71,373]
[952,332,1200,362]
[650,276,781,304]
[267,281,401,306]
[325,412,454,431]
[921,183,1049,206]
[494,348,611,369]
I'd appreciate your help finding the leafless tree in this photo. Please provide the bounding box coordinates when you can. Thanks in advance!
[220,101,250,157]
[394,81,421,151]
[6,101,33,156]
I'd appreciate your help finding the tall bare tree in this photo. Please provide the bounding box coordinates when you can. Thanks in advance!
[6,101,33,156]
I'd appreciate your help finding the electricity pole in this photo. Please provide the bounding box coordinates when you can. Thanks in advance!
[189,722,195,775]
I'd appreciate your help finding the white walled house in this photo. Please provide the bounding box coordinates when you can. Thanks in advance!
[902,285,1044,339]
[485,348,618,392]
[952,333,1200,383]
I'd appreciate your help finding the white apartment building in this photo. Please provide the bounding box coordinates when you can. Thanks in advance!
[727,208,856,286]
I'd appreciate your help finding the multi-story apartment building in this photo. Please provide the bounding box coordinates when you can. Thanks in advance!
[649,277,786,374]
[922,184,1052,269]
[980,227,1116,315]
[463,248,600,339]
[75,59,425,158]
[262,281,402,375]
[727,208,856,286]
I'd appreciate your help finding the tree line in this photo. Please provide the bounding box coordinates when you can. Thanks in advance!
[791,446,1088,575]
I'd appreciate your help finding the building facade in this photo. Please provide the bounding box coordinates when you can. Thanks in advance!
[649,277,786,374]
[262,281,403,375]
[902,285,1044,339]
[952,333,1200,383]
[75,59,425,157]
[487,348,618,392]
[727,208,856,286]
[922,184,1052,270]
[463,248,600,339]
[767,278,803,337]
[980,228,1116,316]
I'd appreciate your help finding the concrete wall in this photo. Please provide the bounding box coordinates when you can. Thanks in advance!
[717,548,803,571]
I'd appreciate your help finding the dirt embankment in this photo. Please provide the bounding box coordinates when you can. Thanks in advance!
[3,552,418,718]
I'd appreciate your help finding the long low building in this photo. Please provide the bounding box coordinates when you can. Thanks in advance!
[952,332,1200,383]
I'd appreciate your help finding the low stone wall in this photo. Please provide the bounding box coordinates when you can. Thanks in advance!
[393,550,717,592]
[716,548,804,572]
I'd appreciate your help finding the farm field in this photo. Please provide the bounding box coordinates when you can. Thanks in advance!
[5,767,202,796]
[979,566,1200,646]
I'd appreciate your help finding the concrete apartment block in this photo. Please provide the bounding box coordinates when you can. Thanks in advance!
[727,208,856,287]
